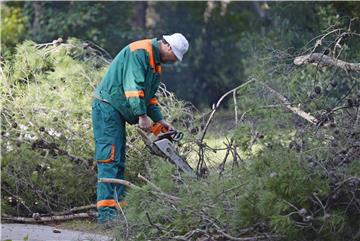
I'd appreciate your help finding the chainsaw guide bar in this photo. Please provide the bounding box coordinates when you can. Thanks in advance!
[137,127,195,176]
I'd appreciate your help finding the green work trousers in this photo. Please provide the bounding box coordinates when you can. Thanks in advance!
[92,98,126,223]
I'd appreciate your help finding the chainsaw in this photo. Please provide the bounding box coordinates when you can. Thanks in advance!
[137,122,195,176]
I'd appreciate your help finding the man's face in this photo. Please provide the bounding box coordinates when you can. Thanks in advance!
[160,41,178,64]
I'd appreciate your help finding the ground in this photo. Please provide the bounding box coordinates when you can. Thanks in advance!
[1,221,113,241]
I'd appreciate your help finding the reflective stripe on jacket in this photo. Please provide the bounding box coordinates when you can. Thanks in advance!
[95,38,163,124]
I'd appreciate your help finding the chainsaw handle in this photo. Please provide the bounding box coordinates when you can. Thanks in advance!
[172,131,183,142]
[157,130,183,143]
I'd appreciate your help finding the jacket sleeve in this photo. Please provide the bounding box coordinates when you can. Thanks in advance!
[123,50,148,116]
[147,96,163,122]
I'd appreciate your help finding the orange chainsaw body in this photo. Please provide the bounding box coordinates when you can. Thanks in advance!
[150,122,169,136]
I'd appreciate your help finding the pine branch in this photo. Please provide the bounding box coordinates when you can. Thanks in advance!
[262,84,319,125]
[137,173,180,202]
[294,53,360,72]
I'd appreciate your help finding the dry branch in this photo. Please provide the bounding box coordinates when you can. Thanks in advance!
[262,84,319,125]
[196,79,255,175]
[294,53,360,72]
[146,212,165,232]
[99,177,180,203]
[117,201,129,240]
[137,173,164,193]
[233,91,238,125]
[2,136,91,168]
[2,212,96,223]
[174,228,283,241]
[200,79,255,142]
[137,173,180,202]
[216,233,283,241]
[1,186,33,214]
[50,204,96,216]
[98,178,139,189]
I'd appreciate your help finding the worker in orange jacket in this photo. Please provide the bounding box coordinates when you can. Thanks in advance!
[92,33,189,223]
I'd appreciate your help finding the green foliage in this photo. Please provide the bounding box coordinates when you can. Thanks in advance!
[121,139,358,240]
[117,21,359,240]
[1,40,104,214]
[21,2,136,56]
[0,4,27,55]
[1,2,359,240]
[1,145,95,215]
[2,1,360,107]
[1,39,196,217]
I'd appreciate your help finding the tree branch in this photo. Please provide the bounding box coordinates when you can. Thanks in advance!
[262,84,319,125]
[50,204,96,216]
[294,53,360,72]
[137,173,180,202]
[2,212,96,223]
[99,177,180,203]
[98,178,139,189]
[200,79,255,142]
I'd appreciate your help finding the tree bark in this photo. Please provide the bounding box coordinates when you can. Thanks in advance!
[98,178,139,189]
[132,2,147,29]
[31,2,43,41]
[262,84,319,125]
[50,204,96,216]
[294,53,360,72]
[2,212,96,223]
[253,2,267,18]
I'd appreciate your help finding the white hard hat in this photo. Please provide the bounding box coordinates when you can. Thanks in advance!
[163,33,189,61]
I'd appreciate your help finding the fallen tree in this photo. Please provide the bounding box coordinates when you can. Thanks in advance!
[1,24,359,240]
[116,25,360,241]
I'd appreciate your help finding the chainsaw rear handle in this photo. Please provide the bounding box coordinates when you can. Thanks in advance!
[157,130,183,143]
[171,131,183,142]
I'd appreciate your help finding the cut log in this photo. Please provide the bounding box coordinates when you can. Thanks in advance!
[2,212,96,223]
[49,204,96,216]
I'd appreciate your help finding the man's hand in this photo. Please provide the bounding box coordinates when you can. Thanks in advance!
[158,119,174,131]
[138,115,151,132]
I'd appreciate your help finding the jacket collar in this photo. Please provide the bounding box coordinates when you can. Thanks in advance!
[152,38,161,66]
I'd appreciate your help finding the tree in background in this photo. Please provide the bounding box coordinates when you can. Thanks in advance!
[1,1,359,107]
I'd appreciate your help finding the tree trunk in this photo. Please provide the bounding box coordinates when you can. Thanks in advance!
[31,2,43,41]
[132,2,147,29]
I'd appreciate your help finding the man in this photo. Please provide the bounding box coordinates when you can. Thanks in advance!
[92,33,189,223]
